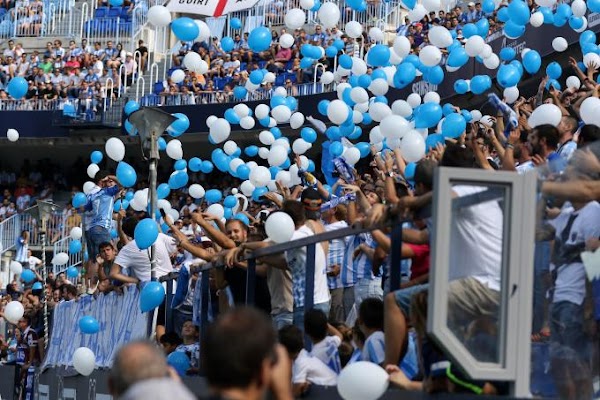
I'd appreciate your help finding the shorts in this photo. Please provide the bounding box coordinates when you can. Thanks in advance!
[85,225,111,259]
[393,283,429,317]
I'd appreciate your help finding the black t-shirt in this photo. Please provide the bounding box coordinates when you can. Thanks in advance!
[136,46,148,56]
[224,266,271,314]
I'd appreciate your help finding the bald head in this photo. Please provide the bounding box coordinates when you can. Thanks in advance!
[108,340,169,397]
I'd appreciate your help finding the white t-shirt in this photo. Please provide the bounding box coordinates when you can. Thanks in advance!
[114,233,176,282]
[449,185,504,291]
[311,335,342,374]
[28,255,41,270]
[549,201,600,305]
[362,330,385,365]
[293,349,338,386]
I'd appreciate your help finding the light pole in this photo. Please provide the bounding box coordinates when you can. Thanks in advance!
[128,107,177,281]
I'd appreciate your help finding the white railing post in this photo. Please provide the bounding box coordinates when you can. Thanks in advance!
[313,62,326,94]
[149,62,158,96]
[136,76,145,102]
[105,77,114,110]
[118,64,127,97]
[81,2,88,40]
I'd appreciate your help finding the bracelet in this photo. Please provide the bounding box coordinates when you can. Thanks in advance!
[505,143,514,149]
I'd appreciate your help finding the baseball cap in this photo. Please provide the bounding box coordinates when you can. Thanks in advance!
[301,188,322,220]
[468,2,475,5]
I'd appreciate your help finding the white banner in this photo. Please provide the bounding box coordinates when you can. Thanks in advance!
[166,0,259,17]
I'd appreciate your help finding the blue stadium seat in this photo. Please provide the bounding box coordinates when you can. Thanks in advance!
[285,60,293,70]
[284,72,296,83]
[214,77,226,90]
[120,7,130,20]
[239,62,247,71]
[94,7,108,18]
[153,82,164,94]
[257,61,267,69]
[275,74,285,86]
[108,7,122,18]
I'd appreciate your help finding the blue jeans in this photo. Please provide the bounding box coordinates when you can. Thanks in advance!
[393,283,430,316]
[272,311,293,330]
[85,225,111,259]
[294,301,330,330]
[550,301,589,361]
[354,277,383,310]
[532,241,551,333]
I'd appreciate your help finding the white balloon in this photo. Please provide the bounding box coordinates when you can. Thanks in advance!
[73,347,96,376]
[240,180,256,197]
[259,130,275,145]
[336,82,352,98]
[470,110,482,122]
[258,147,269,159]
[422,0,441,12]
[407,93,422,108]
[355,101,369,113]
[265,212,295,243]
[380,115,411,139]
[4,301,24,324]
[419,45,442,67]
[327,100,350,125]
[206,204,225,219]
[268,145,288,166]
[393,36,411,58]
[223,140,238,156]
[423,91,440,104]
[566,76,581,90]
[209,118,231,143]
[337,362,389,400]
[584,53,600,69]
[6,128,19,142]
[105,137,125,162]
[345,20,363,39]
[157,199,171,212]
[580,97,600,126]
[166,139,183,160]
[233,104,250,119]
[255,104,270,120]
[388,49,403,65]
[351,57,367,76]
[480,44,493,59]
[290,112,305,129]
[171,69,185,83]
[483,53,500,69]
[274,86,288,97]
[250,166,271,187]
[571,0,586,17]
[70,227,83,240]
[446,65,460,72]
[320,71,335,85]
[275,170,292,187]
[343,147,361,165]
[147,5,171,27]
[369,79,389,96]
[400,130,426,162]
[369,126,384,144]
[285,8,306,30]
[87,164,99,179]
[530,11,544,27]
[318,2,340,29]
[408,4,427,21]
[195,20,211,42]
[368,27,384,42]
[300,0,314,9]
[273,138,291,152]
[83,181,95,194]
[503,87,519,104]
[189,184,205,199]
[292,138,311,155]
[574,17,588,33]
[279,33,295,49]
[52,252,69,266]
[391,100,413,117]
[350,87,369,104]
[528,104,562,128]
[240,116,255,130]
[10,261,22,275]
[369,102,392,122]
[465,35,485,57]
[230,158,244,173]
[183,52,201,72]
[428,26,453,48]
[272,105,292,123]
[552,37,568,52]
[206,115,217,128]
[167,208,180,224]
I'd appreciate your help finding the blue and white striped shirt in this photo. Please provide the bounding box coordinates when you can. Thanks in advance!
[325,221,348,290]
[362,330,385,365]
[311,336,342,374]
[85,185,119,230]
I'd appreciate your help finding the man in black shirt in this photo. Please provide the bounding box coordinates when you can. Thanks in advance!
[135,39,148,72]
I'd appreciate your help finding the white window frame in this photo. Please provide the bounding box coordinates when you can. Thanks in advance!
[427,167,537,397]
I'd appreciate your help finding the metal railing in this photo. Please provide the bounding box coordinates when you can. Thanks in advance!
[0,212,21,255]
[140,81,334,105]
[52,235,83,276]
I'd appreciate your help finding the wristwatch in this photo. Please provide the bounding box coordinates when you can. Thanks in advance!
[387,171,394,177]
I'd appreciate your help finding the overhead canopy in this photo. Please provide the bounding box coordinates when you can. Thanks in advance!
[166,0,259,17]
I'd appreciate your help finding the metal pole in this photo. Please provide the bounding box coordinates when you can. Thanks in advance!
[149,136,158,281]
[41,219,48,350]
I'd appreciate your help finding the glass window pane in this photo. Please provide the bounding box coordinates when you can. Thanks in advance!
[445,181,508,365]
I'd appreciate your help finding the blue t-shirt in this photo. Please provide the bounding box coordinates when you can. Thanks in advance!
[85,185,119,230]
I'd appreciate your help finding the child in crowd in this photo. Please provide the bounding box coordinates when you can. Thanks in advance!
[278,324,337,397]
[175,320,200,375]
[304,309,343,374]
[159,331,182,356]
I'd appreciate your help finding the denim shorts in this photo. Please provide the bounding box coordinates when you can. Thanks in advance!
[85,225,111,259]
[393,283,429,317]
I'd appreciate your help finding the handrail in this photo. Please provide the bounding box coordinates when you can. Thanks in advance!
[80,2,88,40]
[149,62,159,91]
[136,76,145,102]
[105,77,114,110]
[118,64,127,97]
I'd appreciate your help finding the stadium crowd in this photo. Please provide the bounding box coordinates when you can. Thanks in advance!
[0,72,599,396]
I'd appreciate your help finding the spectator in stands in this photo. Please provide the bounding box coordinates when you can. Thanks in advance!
[174,320,200,375]
[15,230,29,265]
[135,39,148,72]
[201,307,293,400]
[304,308,343,374]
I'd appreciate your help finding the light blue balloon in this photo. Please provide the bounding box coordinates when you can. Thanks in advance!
[245,145,259,157]
[415,103,442,129]
[329,141,344,157]
[590,0,600,12]
[482,0,495,13]
[21,268,36,283]
[90,151,103,164]
[447,47,469,68]
[326,46,338,57]
[249,69,265,85]
[442,113,467,138]
[404,162,417,180]
[205,189,222,203]
[356,142,371,158]
[72,192,87,208]
[171,17,199,42]
[522,49,541,74]
[499,47,515,61]
[140,281,165,312]
[189,157,202,172]
[507,0,530,25]
[168,170,189,189]
[167,351,190,377]
[476,18,489,38]
[497,64,520,88]
[233,85,248,100]
[69,239,82,255]
[134,218,159,250]
[538,7,554,24]
[7,77,27,99]
[116,161,137,188]
[168,113,190,137]
[230,17,242,29]
[358,74,372,88]
[580,30,597,46]
[454,79,469,94]
[462,23,477,38]
[503,20,525,39]
[221,36,234,52]
[234,213,250,226]
[158,137,167,151]
[32,282,43,290]
[301,127,317,143]
[66,266,79,278]
[223,195,238,209]
[339,54,353,69]
[497,6,510,22]
[393,62,416,88]
[546,62,562,80]
[248,26,271,52]
[470,75,491,95]
[124,100,140,115]
[252,187,268,202]
[425,133,445,152]
[318,99,330,116]
[569,16,585,30]
[201,160,214,173]
[423,66,444,85]
[174,159,187,171]
[401,0,415,9]
[79,315,100,334]
[224,108,241,124]
[156,183,170,200]
[367,44,390,66]
[236,164,250,180]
